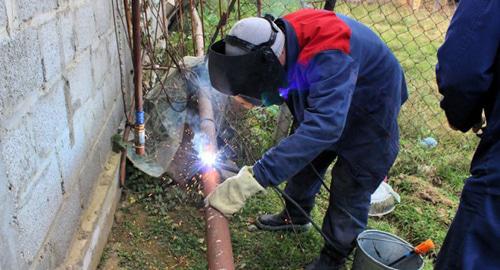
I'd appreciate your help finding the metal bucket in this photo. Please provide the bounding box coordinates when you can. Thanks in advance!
[352,230,424,270]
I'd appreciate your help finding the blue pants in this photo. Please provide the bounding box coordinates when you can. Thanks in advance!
[284,152,384,260]
[435,187,500,270]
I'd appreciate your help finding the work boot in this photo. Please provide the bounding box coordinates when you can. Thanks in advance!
[255,210,311,231]
[304,249,345,270]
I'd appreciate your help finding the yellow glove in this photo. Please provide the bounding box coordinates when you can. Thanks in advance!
[207,166,265,217]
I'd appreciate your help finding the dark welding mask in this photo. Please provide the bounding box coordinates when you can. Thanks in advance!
[208,16,286,107]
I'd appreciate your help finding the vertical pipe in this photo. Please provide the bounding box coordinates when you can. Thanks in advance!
[132,0,145,155]
[198,88,235,270]
[200,0,205,45]
[218,0,224,37]
[237,0,241,20]
[256,0,262,17]
[124,0,133,48]
[119,125,131,186]
[189,0,197,54]
[208,0,238,47]
[324,0,337,11]
[178,0,186,56]
[190,0,205,57]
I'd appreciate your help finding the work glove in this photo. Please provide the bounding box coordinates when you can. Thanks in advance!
[206,166,265,217]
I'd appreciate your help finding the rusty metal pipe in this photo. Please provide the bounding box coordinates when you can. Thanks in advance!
[123,0,133,48]
[189,0,205,57]
[208,0,238,48]
[132,0,145,155]
[198,87,235,270]
[119,80,136,187]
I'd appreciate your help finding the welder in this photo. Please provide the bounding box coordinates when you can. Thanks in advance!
[434,0,500,269]
[206,9,408,269]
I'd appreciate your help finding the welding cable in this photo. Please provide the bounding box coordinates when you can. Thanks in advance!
[270,185,337,249]
[217,163,337,248]
[309,163,331,193]
[275,166,356,263]
[274,163,357,258]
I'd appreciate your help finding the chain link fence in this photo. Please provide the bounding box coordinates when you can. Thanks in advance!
[199,0,474,160]
[115,1,475,265]
[131,0,478,169]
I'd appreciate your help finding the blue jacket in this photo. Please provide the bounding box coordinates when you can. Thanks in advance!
[437,0,500,195]
[253,10,408,187]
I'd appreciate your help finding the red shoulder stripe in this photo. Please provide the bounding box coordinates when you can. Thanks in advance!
[284,9,351,64]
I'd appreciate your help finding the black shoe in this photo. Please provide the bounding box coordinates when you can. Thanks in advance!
[255,210,312,231]
[304,253,345,270]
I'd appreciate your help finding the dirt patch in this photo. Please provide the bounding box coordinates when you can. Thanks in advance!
[417,164,442,187]
[393,175,455,207]
[99,202,191,269]
[98,169,211,270]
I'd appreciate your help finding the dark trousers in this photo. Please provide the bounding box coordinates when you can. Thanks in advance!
[283,151,384,260]
[435,188,500,270]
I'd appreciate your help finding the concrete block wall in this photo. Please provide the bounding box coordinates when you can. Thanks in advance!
[0,0,132,269]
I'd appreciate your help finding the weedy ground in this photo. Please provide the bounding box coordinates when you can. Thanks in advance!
[99,2,478,270]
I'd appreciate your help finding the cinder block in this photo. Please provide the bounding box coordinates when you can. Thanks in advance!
[30,81,68,159]
[92,0,112,37]
[77,87,105,133]
[16,0,58,22]
[0,117,38,190]
[57,10,76,66]
[32,242,57,270]
[74,4,96,51]
[59,93,103,187]
[107,32,120,67]
[0,160,20,270]
[111,93,125,127]
[100,72,120,114]
[39,19,62,82]
[34,184,83,268]
[91,38,111,88]
[98,90,125,165]
[76,95,118,208]
[96,104,120,166]
[16,156,63,267]
[0,29,43,122]
[0,0,7,32]
[57,0,70,8]
[55,127,84,192]
[64,153,121,270]
[65,50,94,105]
[78,141,104,208]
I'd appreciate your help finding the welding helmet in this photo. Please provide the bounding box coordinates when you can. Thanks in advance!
[208,15,286,106]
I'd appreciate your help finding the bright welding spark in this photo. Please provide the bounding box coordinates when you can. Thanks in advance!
[199,151,217,167]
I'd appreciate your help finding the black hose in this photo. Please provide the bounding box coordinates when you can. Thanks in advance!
[271,186,337,248]
[217,162,337,248]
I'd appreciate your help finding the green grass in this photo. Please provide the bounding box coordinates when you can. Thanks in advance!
[100,2,478,269]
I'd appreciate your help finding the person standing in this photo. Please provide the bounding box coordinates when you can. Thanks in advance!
[435,0,500,269]
[206,9,408,269]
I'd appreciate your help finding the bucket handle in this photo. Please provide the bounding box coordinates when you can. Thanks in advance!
[358,237,414,250]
